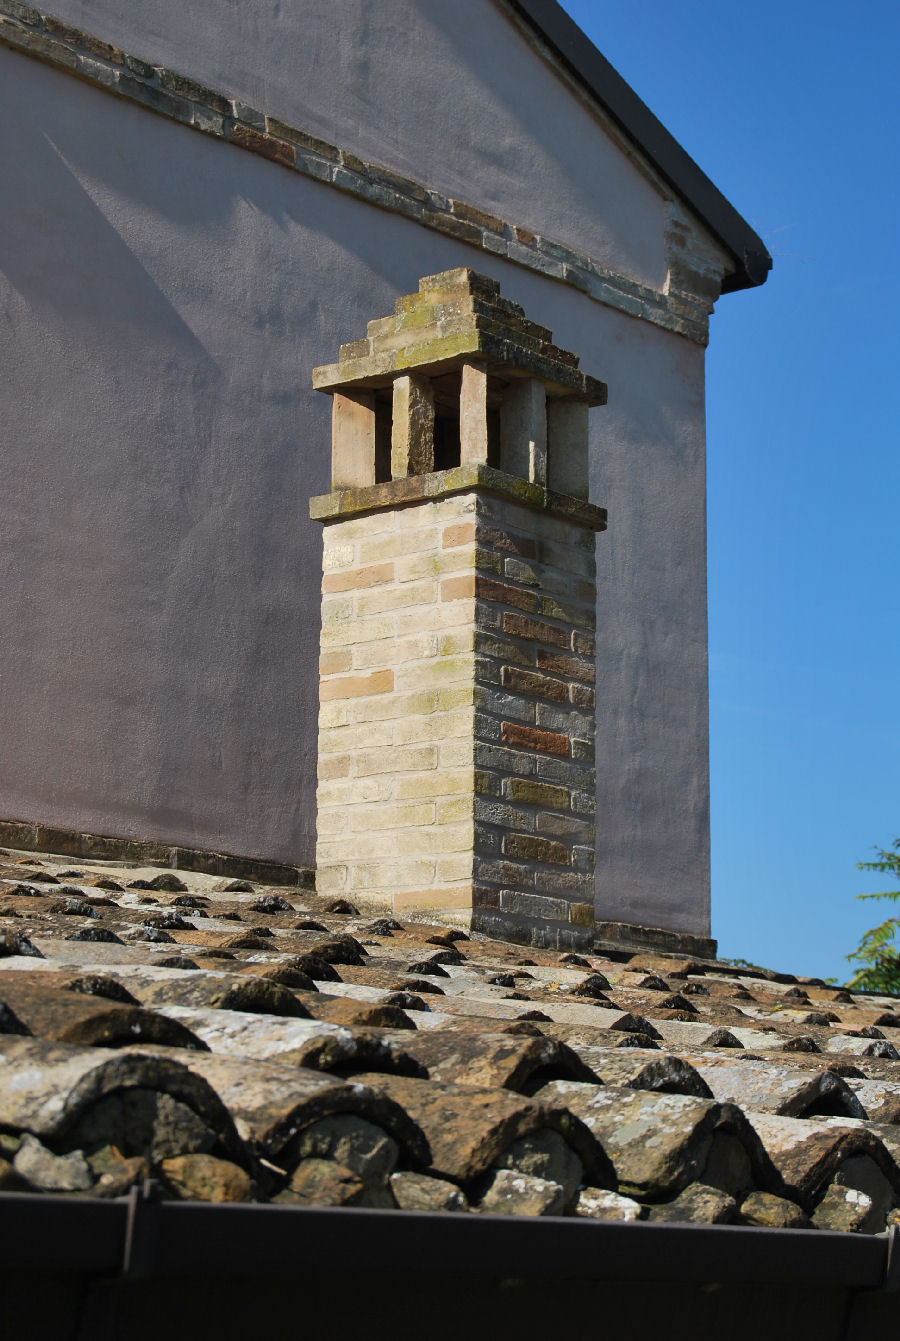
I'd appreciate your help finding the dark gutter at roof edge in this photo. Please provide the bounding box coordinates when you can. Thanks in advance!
[509,0,773,293]
[0,1188,896,1285]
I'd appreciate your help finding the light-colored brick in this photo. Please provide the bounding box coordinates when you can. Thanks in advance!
[395,601,474,636]
[322,561,394,593]
[437,795,473,824]
[349,800,436,831]
[320,669,394,701]
[354,744,438,776]
[352,689,438,722]
[319,831,400,861]
[351,632,439,669]
[394,655,474,692]
[396,548,476,583]
[323,543,355,571]
[441,574,476,602]
[318,721,393,754]
[317,701,351,730]
[320,595,354,625]
[434,854,476,883]
[353,858,435,888]
[319,648,352,675]
[320,614,395,647]
[439,738,474,767]
[314,864,348,892]
[356,578,436,616]
[317,775,392,806]
[316,808,352,836]
[437,683,475,710]
[317,754,350,781]
[394,707,472,746]
[397,823,474,855]
[395,768,472,799]
[393,883,473,911]
[442,521,477,549]
[357,527,440,563]
[438,629,476,657]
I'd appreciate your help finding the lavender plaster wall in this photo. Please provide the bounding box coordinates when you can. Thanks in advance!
[0,4,712,936]
[39,0,670,291]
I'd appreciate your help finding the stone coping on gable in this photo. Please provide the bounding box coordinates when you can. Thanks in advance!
[594,920,718,961]
[309,464,608,531]
[0,818,314,889]
[0,3,714,345]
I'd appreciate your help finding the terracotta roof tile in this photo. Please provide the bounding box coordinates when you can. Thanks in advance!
[1,845,899,1232]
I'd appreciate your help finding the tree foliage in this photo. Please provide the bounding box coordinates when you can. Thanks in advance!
[846,840,900,994]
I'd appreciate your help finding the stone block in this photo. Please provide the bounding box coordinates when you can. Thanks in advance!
[547,400,589,499]
[328,391,375,490]
[459,361,489,464]
[391,375,435,478]
[500,379,547,484]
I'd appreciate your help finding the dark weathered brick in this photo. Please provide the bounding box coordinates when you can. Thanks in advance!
[123,54,155,78]
[501,666,567,703]
[476,577,537,614]
[4,3,40,25]
[536,812,594,842]
[230,123,297,168]
[3,24,78,69]
[503,833,569,866]
[502,612,568,649]
[534,868,593,897]
[474,769,502,797]
[507,778,569,810]
[571,737,595,764]
[572,630,596,656]
[424,211,483,245]
[231,100,266,129]
[157,68,229,113]
[501,722,569,757]
[538,593,595,630]
[117,74,190,119]
[266,118,339,160]
[537,649,595,684]
[570,682,596,709]
[499,890,569,921]
[478,526,536,559]
[449,198,506,234]
[474,858,533,890]
[40,17,118,62]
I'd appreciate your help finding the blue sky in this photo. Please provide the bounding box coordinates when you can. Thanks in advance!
[561,1,899,980]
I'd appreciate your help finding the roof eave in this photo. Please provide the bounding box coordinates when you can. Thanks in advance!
[509,0,773,292]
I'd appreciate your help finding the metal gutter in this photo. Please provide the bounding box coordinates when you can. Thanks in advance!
[509,0,773,292]
[0,1186,895,1288]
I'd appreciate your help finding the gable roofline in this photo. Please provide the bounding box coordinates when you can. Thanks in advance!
[510,0,772,292]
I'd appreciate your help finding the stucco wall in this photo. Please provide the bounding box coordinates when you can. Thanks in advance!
[0,33,710,934]
[40,0,669,292]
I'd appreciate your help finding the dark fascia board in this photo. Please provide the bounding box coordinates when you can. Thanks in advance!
[509,0,772,293]
[0,1191,893,1290]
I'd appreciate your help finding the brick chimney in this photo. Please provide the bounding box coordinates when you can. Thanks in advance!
[309,268,607,949]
